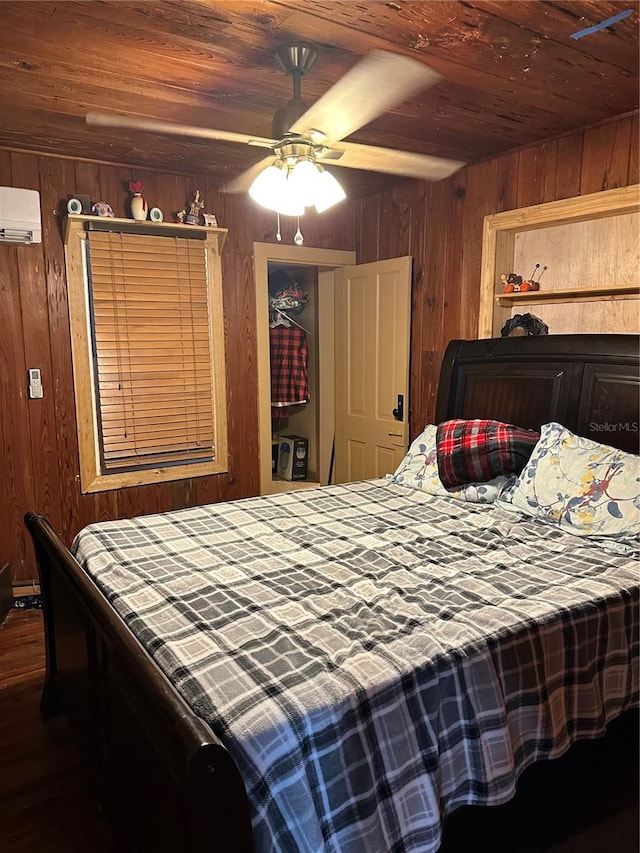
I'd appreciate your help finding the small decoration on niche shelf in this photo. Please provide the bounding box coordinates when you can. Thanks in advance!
[202,213,218,227]
[149,207,164,222]
[128,181,148,221]
[91,201,115,217]
[501,263,547,293]
[501,272,522,293]
[177,190,204,225]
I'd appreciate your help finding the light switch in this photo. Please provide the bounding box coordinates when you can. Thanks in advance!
[28,368,43,399]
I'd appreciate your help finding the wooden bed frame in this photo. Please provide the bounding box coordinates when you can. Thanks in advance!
[25,334,639,852]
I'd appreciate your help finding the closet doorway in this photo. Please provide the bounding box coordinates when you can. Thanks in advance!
[254,243,355,495]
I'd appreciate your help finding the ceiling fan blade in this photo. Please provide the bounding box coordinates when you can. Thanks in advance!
[321,141,465,182]
[223,156,276,193]
[86,112,276,149]
[292,51,441,144]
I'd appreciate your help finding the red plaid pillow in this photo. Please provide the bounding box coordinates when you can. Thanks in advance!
[436,419,539,489]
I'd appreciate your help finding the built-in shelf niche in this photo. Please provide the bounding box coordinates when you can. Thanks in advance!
[479,185,640,337]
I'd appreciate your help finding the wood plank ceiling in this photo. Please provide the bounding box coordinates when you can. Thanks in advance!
[0,0,637,198]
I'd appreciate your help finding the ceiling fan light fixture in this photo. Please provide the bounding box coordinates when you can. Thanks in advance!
[248,163,287,210]
[314,168,346,213]
[288,157,322,207]
[249,154,345,216]
[278,174,306,217]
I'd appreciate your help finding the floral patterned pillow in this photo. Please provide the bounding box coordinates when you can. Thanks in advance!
[499,422,640,536]
[390,424,512,503]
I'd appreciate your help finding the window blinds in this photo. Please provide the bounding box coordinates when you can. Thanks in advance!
[88,231,216,472]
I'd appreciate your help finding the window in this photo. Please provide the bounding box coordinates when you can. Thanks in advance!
[64,217,228,492]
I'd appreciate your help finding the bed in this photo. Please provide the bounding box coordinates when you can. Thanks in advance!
[26,334,639,853]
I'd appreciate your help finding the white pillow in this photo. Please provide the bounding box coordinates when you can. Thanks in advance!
[390,424,512,503]
[498,422,640,536]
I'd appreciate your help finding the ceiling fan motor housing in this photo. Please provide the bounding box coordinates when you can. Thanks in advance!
[272,44,319,139]
[275,44,318,77]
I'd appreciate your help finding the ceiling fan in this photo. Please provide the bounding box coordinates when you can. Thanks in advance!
[86,45,465,203]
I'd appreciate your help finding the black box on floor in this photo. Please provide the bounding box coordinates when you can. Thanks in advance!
[277,435,308,480]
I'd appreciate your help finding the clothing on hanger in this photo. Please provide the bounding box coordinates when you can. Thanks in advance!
[270,325,310,409]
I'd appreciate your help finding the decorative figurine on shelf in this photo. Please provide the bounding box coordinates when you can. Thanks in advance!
[202,213,218,227]
[91,201,115,217]
[177,190,205,225]
[128,180,147,221]
[501,272,523,293]
[521,263,547,292]
[501,264,547,293]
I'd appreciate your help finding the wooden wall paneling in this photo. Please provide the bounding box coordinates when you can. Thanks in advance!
[197,250,256,506]
[0,157,33,582]
[420,178,452,352]
[335,200,356,253]
[603,116,634,187]
[516,140,559,207]
[377,184,412,261]
[629,114,639,185]
[355,195,381,264]
[115,482,166,520]
[314,198,354,252]
[201,180,259,506]
[37,156,96,545]
[73,161,104,216]
[418,350,444,431]
[0,158,36,583]
[555,134,584,200]
[459,160,500,341]
[440,171,469,350]
[228,194,269,256]
[407,182,427,439]
[10,153,64,543]
[580,119,633,193]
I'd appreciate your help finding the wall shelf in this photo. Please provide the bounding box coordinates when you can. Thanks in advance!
[478,185,640,337]
[64,213,227,250]
[496,284,640,306]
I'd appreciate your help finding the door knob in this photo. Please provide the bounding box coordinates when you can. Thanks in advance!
[392,394,404,421]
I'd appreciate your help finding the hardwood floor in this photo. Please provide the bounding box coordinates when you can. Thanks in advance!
[0,609,117,852]
[0,608,638,852]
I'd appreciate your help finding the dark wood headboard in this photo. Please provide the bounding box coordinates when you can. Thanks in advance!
[435,334,639,453]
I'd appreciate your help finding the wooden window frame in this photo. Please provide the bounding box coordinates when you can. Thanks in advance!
[64,215,228,493]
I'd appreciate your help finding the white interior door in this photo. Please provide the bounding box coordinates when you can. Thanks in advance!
[334,257,412,483]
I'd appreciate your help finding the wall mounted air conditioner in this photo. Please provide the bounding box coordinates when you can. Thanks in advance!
[0,187,42,244]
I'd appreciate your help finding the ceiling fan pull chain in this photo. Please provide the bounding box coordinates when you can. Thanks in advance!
[276,211,282,242]
[294,217,304,246]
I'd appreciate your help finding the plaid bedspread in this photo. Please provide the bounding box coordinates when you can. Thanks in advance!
[72,480,639,853]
